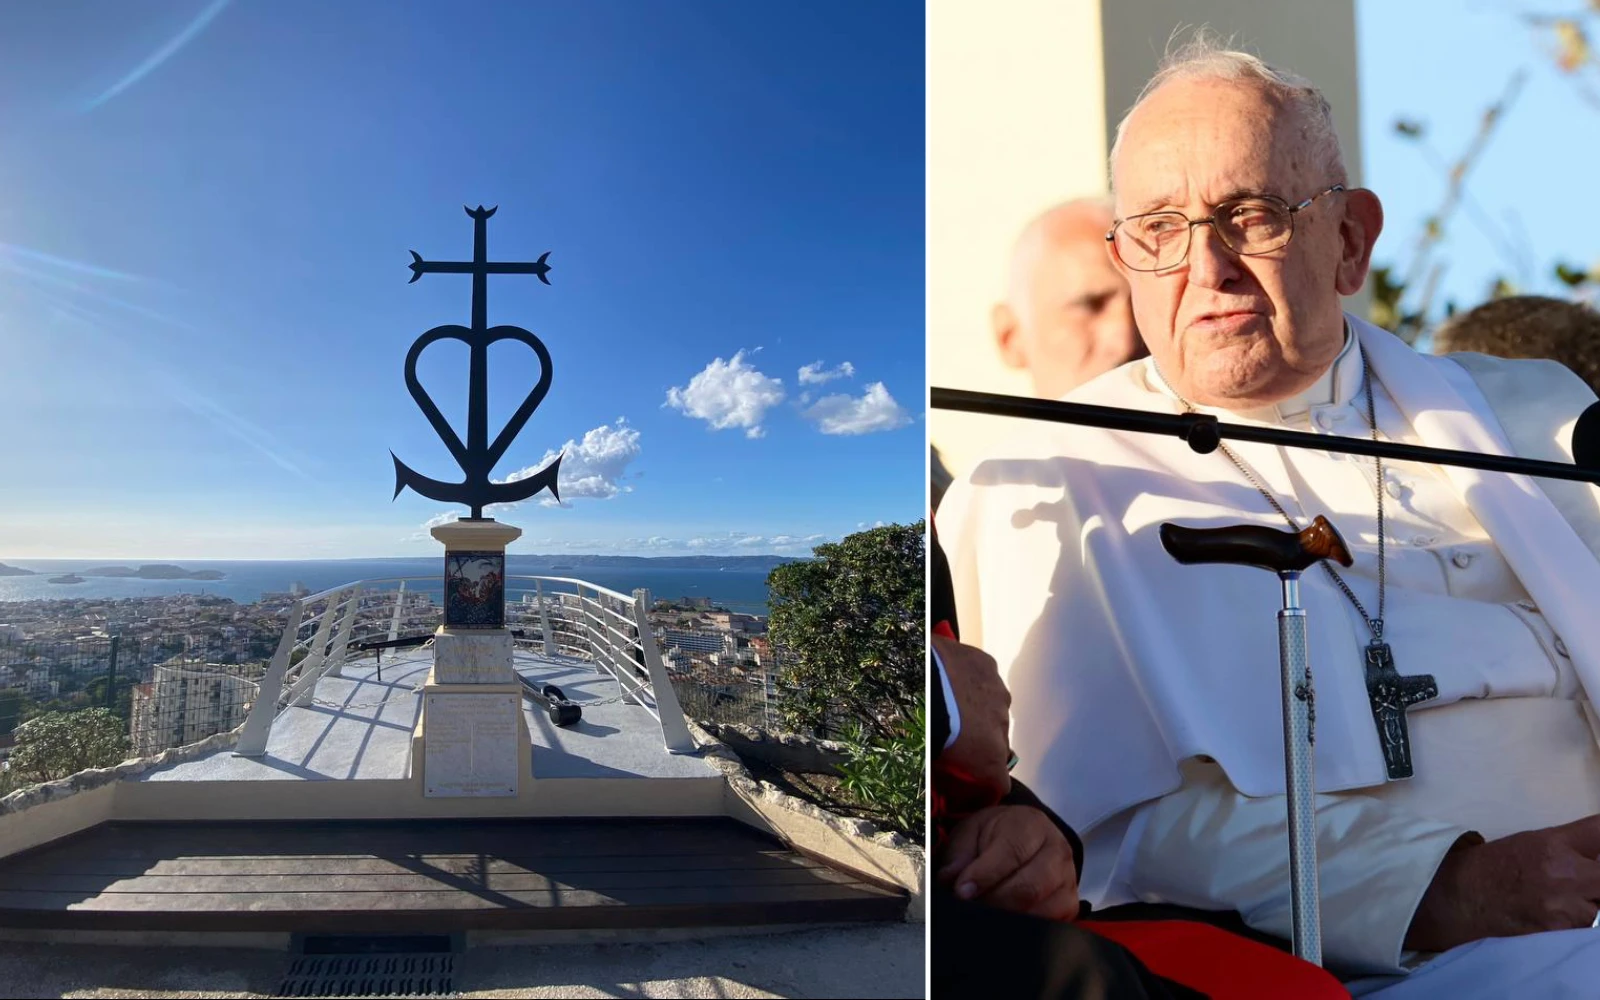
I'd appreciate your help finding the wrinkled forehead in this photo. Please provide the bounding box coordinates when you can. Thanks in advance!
[1112,79,1312,214]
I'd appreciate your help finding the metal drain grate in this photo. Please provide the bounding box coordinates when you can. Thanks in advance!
[276,950,457,998]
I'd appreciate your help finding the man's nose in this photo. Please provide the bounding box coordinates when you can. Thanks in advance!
[1185,224,1241,290]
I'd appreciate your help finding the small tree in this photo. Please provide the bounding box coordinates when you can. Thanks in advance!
[766,521,925,743]
[8,709,128,784]
[766,522,926,836]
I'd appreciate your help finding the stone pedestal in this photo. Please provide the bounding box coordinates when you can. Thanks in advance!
[415,676,531,798]
[412,517,533,797]
[432,629,515,684]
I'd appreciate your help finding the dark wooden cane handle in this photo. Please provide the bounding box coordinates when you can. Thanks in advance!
[1158,514,1353,573]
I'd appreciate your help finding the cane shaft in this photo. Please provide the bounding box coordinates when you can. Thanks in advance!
[1278,604,1323,965]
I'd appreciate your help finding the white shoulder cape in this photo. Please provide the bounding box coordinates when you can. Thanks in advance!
[937,314,1600,834]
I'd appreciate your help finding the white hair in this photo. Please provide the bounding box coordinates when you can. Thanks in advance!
[1108,29,1347,194]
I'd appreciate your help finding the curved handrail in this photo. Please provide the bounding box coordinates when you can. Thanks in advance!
[237,571,696,757]
[507,574,637,604]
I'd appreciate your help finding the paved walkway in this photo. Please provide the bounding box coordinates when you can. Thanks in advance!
[0,924,924,998]
[141,649,716,782]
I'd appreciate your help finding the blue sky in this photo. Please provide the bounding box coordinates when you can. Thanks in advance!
[0,0,924,560]
[1358,0,1600,321]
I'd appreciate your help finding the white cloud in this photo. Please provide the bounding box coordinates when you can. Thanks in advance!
[495,418,641,509]
[411,420,642,531]
[798,360,855,385]
[665,350,785,438]
[402,510,460,542]
[802,382,913,435]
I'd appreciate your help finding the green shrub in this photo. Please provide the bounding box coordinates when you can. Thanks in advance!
[8,709,128,784]
[836,702,925,838]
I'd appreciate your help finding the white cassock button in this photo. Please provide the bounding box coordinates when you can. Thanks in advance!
[1452,551,1473,569]
[1387,479,1405,499]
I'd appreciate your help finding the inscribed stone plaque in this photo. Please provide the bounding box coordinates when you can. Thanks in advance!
[432,630,515,684]
[445,550,506,628]
[423,692,520,797]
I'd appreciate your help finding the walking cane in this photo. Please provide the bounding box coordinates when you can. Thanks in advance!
[1157,514,1353,966]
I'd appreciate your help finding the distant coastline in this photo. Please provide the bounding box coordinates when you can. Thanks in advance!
[510,554,801,572]
[0,557,774,615]
[0,555,803,571]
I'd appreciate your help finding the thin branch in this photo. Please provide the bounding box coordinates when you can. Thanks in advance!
[1398,69,1528,318]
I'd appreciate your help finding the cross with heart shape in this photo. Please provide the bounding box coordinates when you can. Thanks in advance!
[391,205,564,519]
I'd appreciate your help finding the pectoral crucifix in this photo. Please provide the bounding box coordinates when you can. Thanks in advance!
[1363,640,1437,780]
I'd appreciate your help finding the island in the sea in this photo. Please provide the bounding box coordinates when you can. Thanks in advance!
[0,563,37,577]
[48,574,86,585]
[81,564,227,581]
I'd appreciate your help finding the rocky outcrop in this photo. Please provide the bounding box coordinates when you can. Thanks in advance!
[694,722,849,775]
[0,727,241,816]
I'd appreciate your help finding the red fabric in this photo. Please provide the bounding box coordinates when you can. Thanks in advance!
[933,562,1345,997]
[1081,920,1351,999]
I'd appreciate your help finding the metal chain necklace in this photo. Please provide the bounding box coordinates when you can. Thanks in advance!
[1166,354,1437,780]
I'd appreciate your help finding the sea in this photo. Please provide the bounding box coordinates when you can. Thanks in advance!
[0,559,774,616]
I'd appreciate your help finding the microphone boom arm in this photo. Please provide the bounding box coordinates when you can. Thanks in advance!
[932,387,1600,485]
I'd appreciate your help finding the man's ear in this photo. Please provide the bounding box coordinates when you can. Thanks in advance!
[1335,188,1384,297]
[993,303,1026,370]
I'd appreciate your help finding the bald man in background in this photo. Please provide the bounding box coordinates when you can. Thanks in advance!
[993,198,1147,399]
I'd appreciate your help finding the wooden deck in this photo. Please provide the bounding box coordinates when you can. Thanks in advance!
[0,818,906,932]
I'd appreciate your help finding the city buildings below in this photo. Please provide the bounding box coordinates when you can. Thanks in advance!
[130,661,262,757]
[0,585,796,751]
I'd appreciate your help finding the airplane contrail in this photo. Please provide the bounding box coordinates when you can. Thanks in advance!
[0,243,143,282]
[0,258,196,333]
[83,0,234,112]
[36,296,313,480]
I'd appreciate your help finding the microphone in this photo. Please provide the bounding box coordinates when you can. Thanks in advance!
[1573,401,1600,473]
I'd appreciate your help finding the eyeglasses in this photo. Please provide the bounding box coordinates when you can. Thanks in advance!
[1106,184,1346,272]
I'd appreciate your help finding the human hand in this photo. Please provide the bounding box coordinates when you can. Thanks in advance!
[1406,816,1600,953]
[932,633,1012,802]
[937,804,1080,921]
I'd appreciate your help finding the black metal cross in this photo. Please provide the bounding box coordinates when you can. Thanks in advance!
[1363,640,1437,780]
[392,206,562,518]
[407,204,551,327]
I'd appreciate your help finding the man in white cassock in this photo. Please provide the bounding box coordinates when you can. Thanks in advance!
[938,39,1600,999]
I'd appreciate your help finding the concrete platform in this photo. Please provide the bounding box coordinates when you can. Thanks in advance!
[138,648,717,783]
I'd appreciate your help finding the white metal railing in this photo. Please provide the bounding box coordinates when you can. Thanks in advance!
[234,573,696,758]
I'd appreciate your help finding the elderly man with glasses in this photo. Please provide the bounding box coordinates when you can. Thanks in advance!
[938,36,1600,998]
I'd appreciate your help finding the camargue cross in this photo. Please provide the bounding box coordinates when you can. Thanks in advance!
[392,205,564,519]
